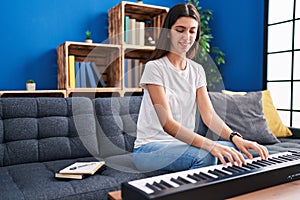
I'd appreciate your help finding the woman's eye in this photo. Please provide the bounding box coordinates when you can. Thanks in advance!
[175,29,184,33]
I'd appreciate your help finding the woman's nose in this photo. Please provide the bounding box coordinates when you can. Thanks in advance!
[181,30,190,39]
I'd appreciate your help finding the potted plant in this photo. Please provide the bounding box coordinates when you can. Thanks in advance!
[189,0,225,91]
[137,0,143,3]
[26,79,36,91]
[85,30,92,43]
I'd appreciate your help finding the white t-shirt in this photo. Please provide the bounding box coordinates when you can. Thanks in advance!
[134,56,207,148]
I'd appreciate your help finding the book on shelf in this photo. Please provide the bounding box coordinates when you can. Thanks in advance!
[90,62,106,87]
[68,55,76,88]
[128,18,136,45]
[124,16,130,44]
[73,61,106,88]
[55,161,105,180]
[75,62,81,87]
[79,62,87,87]
[135,21,145,46]
[85,62,97,88]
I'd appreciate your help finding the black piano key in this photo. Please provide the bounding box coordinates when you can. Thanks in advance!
[208,169,226,178]
[291,152,300,157]
[198,172,215,180]
[288,150,300,154]
[159,180,173,188]
[145,183,161,192]
[278,156,293,162]
[242,163,256,170]
[262,159,277,165]
[153,181,168,190]
[286,155,300,160]
[193,172,212,180]
[282,155,297,160]
[215,169,230,176]
[258,159,275,165]
[246,162,261,169]
[231,165,248,172]
[170,176,191,185]
[278,155,294,161]
[170,178,184,185]
[268,157,284,163]
[252,160,268,167]
[271,157,288,163]
[178,176,192,184]
[222,166,239,174]
[187,174,202,181]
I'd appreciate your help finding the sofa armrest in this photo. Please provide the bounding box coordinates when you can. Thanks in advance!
[290,127,300,139]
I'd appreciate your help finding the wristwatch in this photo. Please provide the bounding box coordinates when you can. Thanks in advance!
[229,132,243,143]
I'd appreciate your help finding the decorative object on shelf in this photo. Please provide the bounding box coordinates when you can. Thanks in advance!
[85,30,92,43]
[26,79,36,91]
[189,0,226,91]
[137,0,143,3]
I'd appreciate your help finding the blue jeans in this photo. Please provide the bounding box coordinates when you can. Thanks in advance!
[133,141,235,172]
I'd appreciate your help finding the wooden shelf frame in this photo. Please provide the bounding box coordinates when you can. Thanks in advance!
[108,1,168,46]
[57,41,122,96]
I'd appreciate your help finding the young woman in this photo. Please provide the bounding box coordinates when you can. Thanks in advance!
[133,3,268,172]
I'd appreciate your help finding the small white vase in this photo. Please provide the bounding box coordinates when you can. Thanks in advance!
[26,83,36,91]
[85,39,93,43]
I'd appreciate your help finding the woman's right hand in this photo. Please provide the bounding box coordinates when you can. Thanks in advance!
[203,139,246,167]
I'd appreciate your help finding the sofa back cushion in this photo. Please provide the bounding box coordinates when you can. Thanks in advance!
[0,97,98,167]
[94,96,142,157]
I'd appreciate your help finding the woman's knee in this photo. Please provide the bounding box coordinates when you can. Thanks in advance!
[190,150,218,169]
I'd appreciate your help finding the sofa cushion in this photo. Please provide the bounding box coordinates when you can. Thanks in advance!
[222,90,292,137]
[0,97,98,166]
[195,92,279,144]
[94,96,142,157]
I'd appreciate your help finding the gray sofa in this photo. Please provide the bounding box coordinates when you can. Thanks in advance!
[1,96,300,200]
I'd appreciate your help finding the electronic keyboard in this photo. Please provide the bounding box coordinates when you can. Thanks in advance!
[122,151,300,200]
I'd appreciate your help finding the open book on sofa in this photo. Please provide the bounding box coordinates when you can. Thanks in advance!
[55,161,105,179]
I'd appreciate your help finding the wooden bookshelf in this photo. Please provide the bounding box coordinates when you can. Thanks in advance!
[57,41,122,97]
[108,1,168,45]
[108,1,169,95]
[56,2,169,97]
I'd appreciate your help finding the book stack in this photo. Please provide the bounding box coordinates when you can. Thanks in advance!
[68,55,106,88]
[124,59,145,88]
[124,16,145,45]
[55,161,105,180]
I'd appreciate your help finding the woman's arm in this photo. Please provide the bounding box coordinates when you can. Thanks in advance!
[196,86,269,160]
[146,84,246,166]
[196,86,232,141]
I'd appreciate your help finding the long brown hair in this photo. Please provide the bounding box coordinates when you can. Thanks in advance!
[149,3,201,61]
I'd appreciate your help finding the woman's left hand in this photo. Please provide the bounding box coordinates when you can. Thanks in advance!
[232,136,269,160]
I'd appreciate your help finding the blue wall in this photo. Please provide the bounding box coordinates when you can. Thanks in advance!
[200,0,265,91]
[0,0,264,91]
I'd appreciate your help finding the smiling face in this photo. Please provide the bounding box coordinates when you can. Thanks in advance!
[169,16,199,56]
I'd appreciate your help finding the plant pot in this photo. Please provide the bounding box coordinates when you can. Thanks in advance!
[26,83,36,91]
[85,39,93,43]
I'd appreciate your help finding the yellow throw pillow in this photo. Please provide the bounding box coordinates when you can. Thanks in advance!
[221,89,292,137]
[261,90,292,137]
